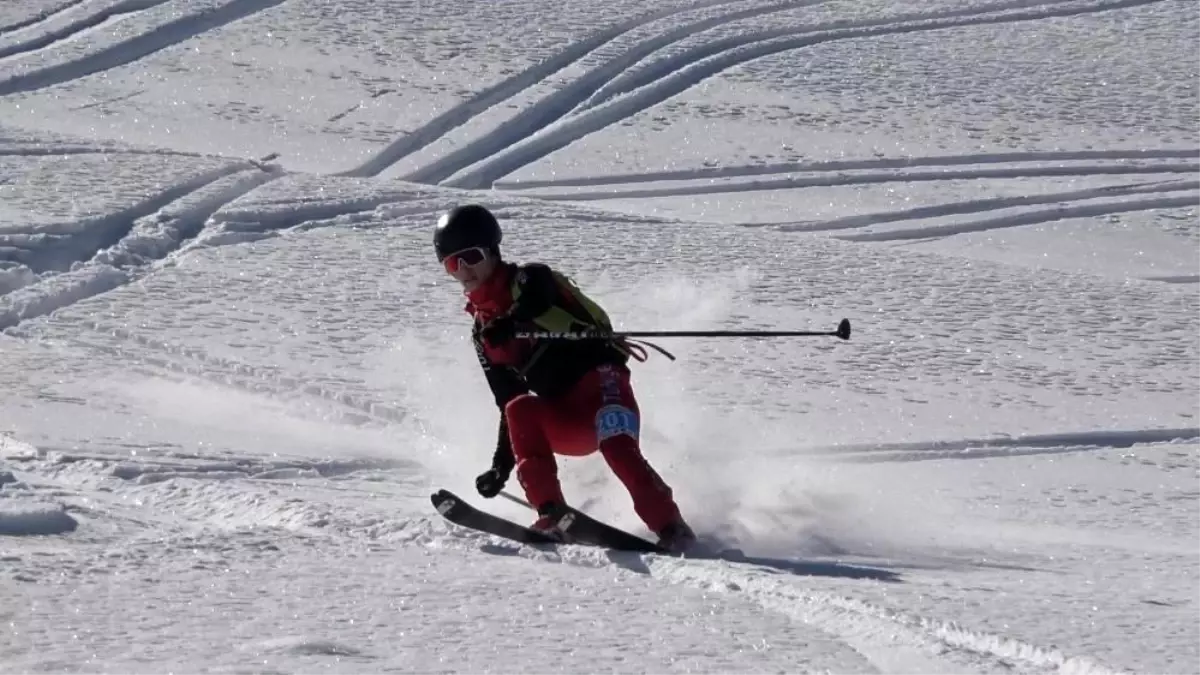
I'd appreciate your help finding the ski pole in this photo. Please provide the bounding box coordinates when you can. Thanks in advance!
[516,318,851,341]
[499,490,535,511]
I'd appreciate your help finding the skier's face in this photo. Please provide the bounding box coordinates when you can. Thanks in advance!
[443,247,497,291]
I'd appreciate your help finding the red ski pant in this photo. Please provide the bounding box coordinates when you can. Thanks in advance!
[504,364,682,534]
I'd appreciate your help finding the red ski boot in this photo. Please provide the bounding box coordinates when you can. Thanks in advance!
[530,502,569,542]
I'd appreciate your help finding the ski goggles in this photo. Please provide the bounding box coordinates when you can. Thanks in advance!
[442,246,490,275]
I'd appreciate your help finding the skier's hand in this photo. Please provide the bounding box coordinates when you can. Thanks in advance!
[480,315,516,346]
[475,467,507,498]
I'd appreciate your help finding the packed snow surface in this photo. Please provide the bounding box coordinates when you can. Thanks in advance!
[1,0,1197,673]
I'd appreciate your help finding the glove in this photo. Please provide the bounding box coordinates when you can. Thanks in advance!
[475,467,508,498]
[479,314,517,347]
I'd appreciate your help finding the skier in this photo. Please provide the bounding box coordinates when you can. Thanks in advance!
[434,204,696,553]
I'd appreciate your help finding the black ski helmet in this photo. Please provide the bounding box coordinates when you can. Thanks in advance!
[434,204,502,261]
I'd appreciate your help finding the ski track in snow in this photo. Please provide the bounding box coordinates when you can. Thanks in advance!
[0,142,211,158]
[768,179,1199,234]
[0,0,288,96]
[348,0,1172,184]
[4,176,521,428]
[494,152,1197,246]
[651,560,1123,675]
[1143,274,1200,284]
[0,436,421,543]
[0,0,87,36]
[0,0,172,63]
[68,317,418,429]
[573,0,1172,115]
[569,0,1114,111]
[836,193,1200,242]
[0,0,1186,255]
[344,0,789,178]
[495,148,1200,189]
[0,155,284,331]
[9,164,264,273]
[395,0,828,184]
[0,137,219,158]
[508,162,1200,201]
[428,0,1175,188]
[804,427,1200,463]
[3,428,1167,674]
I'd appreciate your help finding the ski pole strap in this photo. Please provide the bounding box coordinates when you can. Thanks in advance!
[623,338,675,361]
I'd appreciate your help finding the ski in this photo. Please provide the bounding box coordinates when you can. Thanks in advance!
[431,489,559,545]
[431,489,669,554]
[547,503,668,554]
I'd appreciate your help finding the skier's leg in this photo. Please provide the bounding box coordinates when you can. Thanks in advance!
[503,394,565,511]
[587,365,688,536]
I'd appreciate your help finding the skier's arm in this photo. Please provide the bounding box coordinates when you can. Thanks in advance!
[476,338,528,407]
[474,330,526,477]
[491,414,515,478]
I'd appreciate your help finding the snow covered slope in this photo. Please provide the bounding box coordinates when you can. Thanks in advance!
[2,0,1197,673]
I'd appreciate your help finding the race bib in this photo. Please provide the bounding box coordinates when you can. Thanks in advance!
[596,404,639,441]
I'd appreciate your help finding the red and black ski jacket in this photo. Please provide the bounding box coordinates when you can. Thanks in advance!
[465,262,629,477]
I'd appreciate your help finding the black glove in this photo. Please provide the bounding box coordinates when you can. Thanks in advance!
[479,315,517,347]
[475,467,508,498]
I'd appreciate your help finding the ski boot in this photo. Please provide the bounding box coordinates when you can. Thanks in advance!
[530,502,569,542]
[656,519,697,554]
